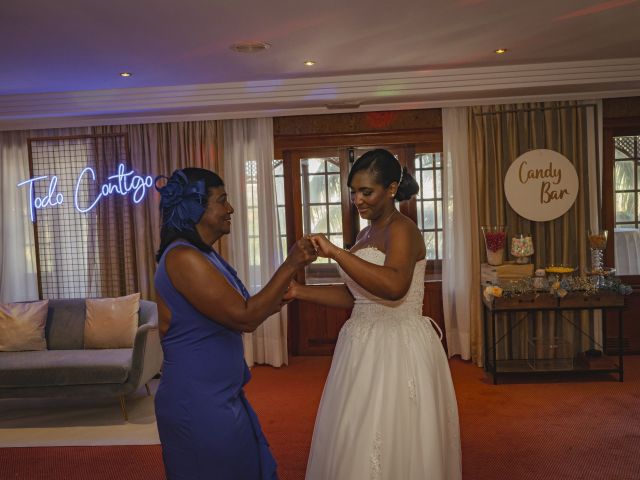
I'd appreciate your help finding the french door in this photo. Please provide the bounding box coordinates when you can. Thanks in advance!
[283,145,413,355]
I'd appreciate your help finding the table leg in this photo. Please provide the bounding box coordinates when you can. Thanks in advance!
[483,305,488,373]
[619,309,624,382]
[492,311,498,385]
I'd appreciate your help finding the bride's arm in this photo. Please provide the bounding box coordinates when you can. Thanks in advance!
[312,221,422,301]
[284,281,354,309]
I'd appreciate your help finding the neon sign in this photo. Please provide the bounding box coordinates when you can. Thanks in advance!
[18,164,154,222]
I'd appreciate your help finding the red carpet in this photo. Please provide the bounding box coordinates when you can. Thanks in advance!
[1,356,639,480]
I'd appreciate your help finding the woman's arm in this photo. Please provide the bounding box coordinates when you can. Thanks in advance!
[312,219,423,301]
[166,239,316,332]
[284,282,354,309]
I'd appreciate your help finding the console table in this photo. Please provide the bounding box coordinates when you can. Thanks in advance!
[482,291,626,384]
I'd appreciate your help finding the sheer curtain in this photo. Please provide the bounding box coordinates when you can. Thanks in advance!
[223,118,288,367]
[0,131,38,302]
[441,107,478,362]
[0,127,91,303]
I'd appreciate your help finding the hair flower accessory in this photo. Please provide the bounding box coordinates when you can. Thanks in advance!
[155,170,207,231]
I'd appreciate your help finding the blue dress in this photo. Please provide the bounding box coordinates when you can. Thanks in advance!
[154,240,278,480]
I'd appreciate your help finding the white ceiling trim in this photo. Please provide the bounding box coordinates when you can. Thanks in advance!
[1,58,639,131]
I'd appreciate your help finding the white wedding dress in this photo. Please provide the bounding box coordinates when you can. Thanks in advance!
[306,247,462,480]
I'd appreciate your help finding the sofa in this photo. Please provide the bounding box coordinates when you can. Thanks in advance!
[0,298,163,420]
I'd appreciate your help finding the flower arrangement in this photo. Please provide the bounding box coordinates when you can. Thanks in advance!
[483,285,504,302]
[484,274,633,300]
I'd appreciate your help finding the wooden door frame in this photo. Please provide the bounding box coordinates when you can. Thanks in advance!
[602,119,640,288]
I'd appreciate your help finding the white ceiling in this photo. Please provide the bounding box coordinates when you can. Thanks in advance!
[2,0,640,129]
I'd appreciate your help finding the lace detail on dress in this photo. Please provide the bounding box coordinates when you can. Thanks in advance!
[338,247,430,345]
[370,431,382,480]
[408,378,417,401]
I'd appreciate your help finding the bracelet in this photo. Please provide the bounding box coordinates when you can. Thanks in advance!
[333,248,345,260]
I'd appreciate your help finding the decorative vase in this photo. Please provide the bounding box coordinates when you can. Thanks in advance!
[481,225,508,266]
[511,233,534,264]
[588,229,608,287]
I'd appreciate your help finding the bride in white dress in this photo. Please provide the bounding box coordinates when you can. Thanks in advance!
[285,149,462,480]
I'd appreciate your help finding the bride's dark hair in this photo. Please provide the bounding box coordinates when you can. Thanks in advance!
[347,149,419,201]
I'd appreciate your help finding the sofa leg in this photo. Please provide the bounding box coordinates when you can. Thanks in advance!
[119,395,128,421]
[145,383,151,396]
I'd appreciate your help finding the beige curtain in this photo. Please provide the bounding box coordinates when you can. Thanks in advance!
[469,101,601,363]
[442,107,478,361]
[222,118,288,367]
[94,121,224,300]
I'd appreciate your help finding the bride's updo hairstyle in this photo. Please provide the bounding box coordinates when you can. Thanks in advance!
[347,148,419,201]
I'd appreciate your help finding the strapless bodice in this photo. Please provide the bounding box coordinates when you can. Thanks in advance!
[339,247,426,318]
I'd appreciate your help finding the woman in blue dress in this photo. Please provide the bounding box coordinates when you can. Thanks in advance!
[153,168,316,480]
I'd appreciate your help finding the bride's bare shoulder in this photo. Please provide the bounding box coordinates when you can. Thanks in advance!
[388,214,426,256]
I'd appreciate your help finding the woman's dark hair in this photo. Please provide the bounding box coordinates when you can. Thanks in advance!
[347,148,419,201]
[155,168,224,262]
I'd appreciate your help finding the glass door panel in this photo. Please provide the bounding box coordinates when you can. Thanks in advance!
[612,135,640,275]
[300,156,344,283]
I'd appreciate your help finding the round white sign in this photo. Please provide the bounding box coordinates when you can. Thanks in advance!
[504,149,579,222]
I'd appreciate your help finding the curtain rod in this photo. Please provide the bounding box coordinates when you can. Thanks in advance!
[473,104,598,116]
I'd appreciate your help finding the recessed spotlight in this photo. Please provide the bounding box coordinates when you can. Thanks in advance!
[494,48,507,55]
[120,72,133,77]
[230,41,271,53]
[304,60,316,66]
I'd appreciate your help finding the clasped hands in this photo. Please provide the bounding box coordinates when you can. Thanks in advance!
[302,233,340,260]
[288,233,341,267]
[282,234,341,304]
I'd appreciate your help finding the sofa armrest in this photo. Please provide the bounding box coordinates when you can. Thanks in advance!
[126,302,163,391]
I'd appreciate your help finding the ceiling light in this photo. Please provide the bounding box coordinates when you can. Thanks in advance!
[229,41,271,53]
[119,72,133,77]
[304,60,316,66]
[494,48,507,55]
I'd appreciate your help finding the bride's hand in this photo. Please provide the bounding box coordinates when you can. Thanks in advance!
[309,234,340,259]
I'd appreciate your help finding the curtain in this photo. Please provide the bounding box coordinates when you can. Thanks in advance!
[0,130,38,302]
[441,107,478,362]
[94,121,223,299]
[223,117,288,368]
[0,127,91,302]
[0,122,222,303]
[469,101,602,363]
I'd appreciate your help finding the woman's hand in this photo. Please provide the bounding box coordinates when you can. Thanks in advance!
[282,278,300,302]
[284,236,317,270]
[309,234,341,260]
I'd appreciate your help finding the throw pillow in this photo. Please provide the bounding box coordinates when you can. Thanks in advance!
[0,300,49,352]
[84,293,140,349]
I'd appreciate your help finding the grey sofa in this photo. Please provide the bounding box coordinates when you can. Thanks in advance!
[0,298,163,420]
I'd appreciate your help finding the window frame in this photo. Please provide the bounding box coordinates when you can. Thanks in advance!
[277,134,444,282]
[603,119,640,284]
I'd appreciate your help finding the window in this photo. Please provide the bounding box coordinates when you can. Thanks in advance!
[614,135,640,228]
[414,152,444,261]
[245,160,260,269]
[300,156,344,261]
[245,159,288,290]
[280,145,445,283]
[273,160,288,259]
